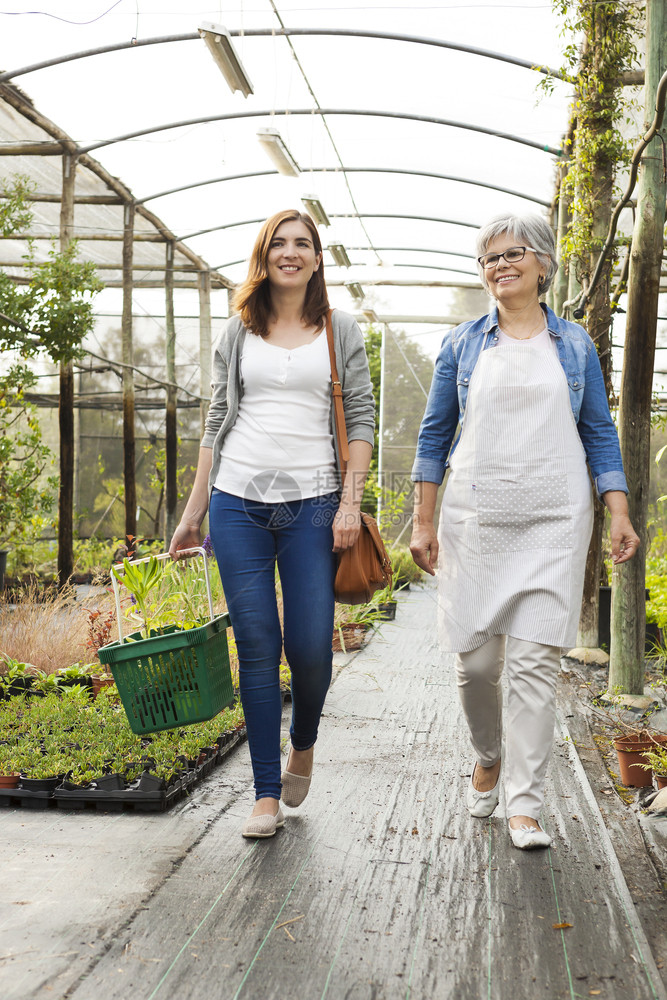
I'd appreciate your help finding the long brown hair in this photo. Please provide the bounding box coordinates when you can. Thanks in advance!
[232,209,329,336]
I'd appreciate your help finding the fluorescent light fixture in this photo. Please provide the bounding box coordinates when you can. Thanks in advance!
[328,243,351,268]
[301,195,330,227]
[345,281,365,302]
[362,308,379,323]
[257,128,300,177]
[198,22,254,97]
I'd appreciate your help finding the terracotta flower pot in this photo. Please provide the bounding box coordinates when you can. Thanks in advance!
[613,733,667,787]
[91,676,115,698]
[655,773,667,791]
[0,773,20,789]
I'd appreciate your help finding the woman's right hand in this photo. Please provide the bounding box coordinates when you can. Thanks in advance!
[168,522,201,560]
[410,523,439,576]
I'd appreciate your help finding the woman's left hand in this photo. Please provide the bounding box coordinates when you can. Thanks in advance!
[333,505,361,552]
[610,513,640,565]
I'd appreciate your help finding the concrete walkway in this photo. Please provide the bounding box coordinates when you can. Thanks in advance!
[1,583,666,1000]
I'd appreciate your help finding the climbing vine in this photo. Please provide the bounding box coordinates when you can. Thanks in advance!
[543,1,641,266]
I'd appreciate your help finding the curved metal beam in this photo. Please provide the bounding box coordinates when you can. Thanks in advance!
[359,262,478,276]
[73,109,560,158]
[181,213,480,242]
[347,246,476,261]
[0,28,566,85]
[137,167,550,209]
[217,256,477,278]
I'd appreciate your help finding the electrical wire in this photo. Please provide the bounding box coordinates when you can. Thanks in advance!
[0,1,124,25]
[267,0,382,264]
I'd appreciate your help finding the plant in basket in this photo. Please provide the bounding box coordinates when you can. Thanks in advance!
[99,549,234,736]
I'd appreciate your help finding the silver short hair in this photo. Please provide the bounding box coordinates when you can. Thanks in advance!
[475,213,558,296]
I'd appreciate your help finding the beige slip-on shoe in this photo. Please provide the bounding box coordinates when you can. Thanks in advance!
[281,769,312,808]
[242,806,285,839]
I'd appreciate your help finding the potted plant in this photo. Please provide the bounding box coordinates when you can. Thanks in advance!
[370,578,409,621]
[91,670,116,699]
[589,691,667,787]
[333,604,383,653]
[0,742,22,788]
[389,545,424,591]
[0,654,41,698]
[55,663,95,693]
[612,728,667,787]
[640,745,667,789]
[19,745,71,792]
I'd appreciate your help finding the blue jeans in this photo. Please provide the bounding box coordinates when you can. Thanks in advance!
[209,489,338,800]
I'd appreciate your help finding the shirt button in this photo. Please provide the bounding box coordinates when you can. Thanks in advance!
[573,381,578,387]
[464,378,469,383]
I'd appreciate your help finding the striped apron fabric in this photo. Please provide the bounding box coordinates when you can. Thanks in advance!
[437,339,594,652]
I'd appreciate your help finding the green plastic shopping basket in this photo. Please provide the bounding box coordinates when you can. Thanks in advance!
[98,548,234,735]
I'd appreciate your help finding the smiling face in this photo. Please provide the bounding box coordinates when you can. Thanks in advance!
[482,233,545,305]
[266,219,322,293]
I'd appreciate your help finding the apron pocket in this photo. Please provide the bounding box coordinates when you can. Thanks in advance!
[475,477,573,553]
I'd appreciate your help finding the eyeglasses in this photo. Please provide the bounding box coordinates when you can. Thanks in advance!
[477,246,539,269]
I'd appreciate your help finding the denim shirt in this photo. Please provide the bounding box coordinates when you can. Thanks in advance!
[411,304,628,497]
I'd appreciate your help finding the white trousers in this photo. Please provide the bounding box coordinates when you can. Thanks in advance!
[455,636,560,819]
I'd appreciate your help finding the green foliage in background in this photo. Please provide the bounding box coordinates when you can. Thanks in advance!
[541,1,640,265]
[0,364,58,547]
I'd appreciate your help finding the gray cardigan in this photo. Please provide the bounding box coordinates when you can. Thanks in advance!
[201,309,376,494]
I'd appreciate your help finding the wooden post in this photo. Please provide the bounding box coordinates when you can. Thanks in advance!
[122,202,137,549]
[609,0,667,693]
[198,269,212,441]
[57,152,75,588]
[164,241,177,544]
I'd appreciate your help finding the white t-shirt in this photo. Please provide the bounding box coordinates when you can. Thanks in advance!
[497,324,555,352]
[214,329,337,502]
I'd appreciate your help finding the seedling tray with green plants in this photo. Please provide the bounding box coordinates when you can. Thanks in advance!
[98,548,235,735]
[0,687,245,813]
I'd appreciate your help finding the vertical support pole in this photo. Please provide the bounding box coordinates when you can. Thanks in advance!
[198,269,212,441]
[164,242,177,544]
[610,0,667,693]
[545,204,558,311]
[553,161,571,317]
[57,152,76,587]
[122,201,137,549]
[377,321,386,526]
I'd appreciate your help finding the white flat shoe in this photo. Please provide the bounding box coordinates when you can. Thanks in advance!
[466,763,501,818]
[509,822,552,850]
[242,806,285,839]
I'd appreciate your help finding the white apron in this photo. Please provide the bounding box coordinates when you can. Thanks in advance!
[437,338,594,652]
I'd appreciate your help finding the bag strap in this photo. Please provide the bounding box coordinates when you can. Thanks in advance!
[325,309,350,470]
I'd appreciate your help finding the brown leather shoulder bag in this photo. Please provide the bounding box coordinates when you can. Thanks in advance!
[325,310,393,604]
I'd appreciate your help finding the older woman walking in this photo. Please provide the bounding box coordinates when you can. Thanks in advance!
[410,213,639,849]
